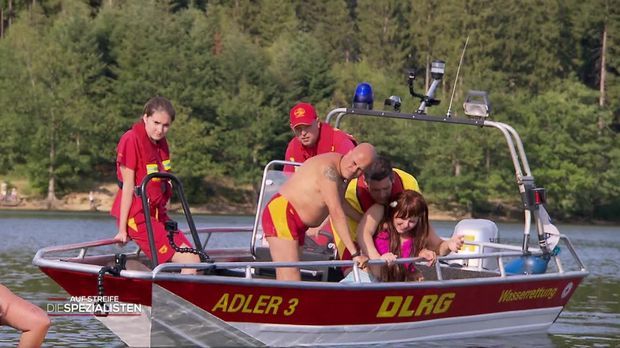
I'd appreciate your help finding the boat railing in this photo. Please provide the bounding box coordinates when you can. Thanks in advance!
[33,226,254,263]
[33,230,586,283]
[150,234,586,283]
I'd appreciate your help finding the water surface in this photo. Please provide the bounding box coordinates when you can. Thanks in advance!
[0,212,618,347]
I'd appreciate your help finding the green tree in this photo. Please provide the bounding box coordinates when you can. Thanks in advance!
[354,0,410,70]
[210,82,285,200]
[1,1,106,206]
[504,80,618,219]
[295,0,354,63]
[254,0,297,45]
[269,32,335,106]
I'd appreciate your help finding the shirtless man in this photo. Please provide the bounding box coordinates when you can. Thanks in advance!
[262,143,377,281]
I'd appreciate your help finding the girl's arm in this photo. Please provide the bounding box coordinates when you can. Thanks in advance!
[425,224,464,256]
[436,234,465,256]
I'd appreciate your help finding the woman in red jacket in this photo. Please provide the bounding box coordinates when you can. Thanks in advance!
[111,96,199,274]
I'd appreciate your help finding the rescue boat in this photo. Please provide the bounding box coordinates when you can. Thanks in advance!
[33,69,589,346]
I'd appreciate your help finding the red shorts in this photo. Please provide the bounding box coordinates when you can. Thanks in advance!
[126,214,192,263]
[262,193,308,246]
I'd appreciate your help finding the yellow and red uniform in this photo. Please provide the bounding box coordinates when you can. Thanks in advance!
[261,193,309,246]
[333,168,420,260]
[284,122,356,173]
[110,121,191,262]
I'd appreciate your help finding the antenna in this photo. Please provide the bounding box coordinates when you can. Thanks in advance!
[446,36,469,117]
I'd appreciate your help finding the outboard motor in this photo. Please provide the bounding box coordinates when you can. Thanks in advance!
[451,219,499,270]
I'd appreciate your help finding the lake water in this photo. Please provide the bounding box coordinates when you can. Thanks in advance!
[0,211,618,347]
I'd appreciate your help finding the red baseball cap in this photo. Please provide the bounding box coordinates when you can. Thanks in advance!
[289,102,317,127]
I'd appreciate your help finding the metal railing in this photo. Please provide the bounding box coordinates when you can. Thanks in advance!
[34,226,252,259]
[150,235,587,283]
[33,229,587,285]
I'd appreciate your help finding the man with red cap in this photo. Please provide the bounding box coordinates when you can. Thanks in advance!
[284,102,356,172]
[282,102,357,247]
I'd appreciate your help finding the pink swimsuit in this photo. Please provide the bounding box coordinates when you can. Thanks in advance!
[374,230,415,271]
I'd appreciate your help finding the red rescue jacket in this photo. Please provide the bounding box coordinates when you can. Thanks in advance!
[110,121,172,223]
[285,122,356,171]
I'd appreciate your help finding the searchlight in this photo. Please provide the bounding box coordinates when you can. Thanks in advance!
[384,95,402,112]
[463,90,491,118]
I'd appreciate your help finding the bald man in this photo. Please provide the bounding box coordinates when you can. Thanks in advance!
[262,143,377,281]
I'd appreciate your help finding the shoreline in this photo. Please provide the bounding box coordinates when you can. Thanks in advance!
[0,201,464,221]
[2,187,617,226]
[0,183,468,221]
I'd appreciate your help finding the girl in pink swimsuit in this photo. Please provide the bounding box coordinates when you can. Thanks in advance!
[372,190,436,281]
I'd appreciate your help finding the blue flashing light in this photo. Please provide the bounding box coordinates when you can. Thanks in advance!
[352,82,374,110]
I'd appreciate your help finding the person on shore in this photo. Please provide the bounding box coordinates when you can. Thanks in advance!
[0,182,7,201]
[0,284,51,347]
[8,188,17,202]
[262,143,377,281]
[111,96,200,274]
[89,191,96,211]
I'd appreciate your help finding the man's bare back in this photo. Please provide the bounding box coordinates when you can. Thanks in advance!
[262,143,376,281]
[280,152,344,227]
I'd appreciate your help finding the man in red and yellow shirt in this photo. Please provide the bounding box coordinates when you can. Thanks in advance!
[335,156,463,262]
[111,96,199,273]
[284,102,356,172]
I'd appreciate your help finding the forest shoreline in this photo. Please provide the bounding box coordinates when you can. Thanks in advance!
[2,184,618,226]
[0,182,468,221]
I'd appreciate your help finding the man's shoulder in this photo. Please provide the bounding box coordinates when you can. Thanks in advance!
[286,137,300,149]
[333,129,356,142]
[393,168,420,191]
[287,136,298,145]
[393,168,414,178]
[311,151,342,162]
[303,152,341,171]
